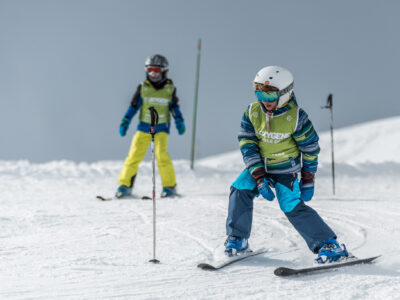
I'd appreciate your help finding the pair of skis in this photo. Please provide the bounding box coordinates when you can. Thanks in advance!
[96,195,151,201]
[96,193,181,201]
[197,249,380,277]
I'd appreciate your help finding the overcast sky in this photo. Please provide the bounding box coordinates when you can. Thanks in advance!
[1,0,399,163]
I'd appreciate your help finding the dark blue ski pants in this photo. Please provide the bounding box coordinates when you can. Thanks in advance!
[226,169,336,253]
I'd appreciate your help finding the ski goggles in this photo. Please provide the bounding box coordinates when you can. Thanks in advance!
[255,90,279,102]
[255,81,294,103]
[146,66,164,73]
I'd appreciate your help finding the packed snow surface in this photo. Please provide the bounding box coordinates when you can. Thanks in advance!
[1,117,400,299]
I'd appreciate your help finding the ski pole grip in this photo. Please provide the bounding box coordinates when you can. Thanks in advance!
[327,94,333,109]
[149,107,159,130]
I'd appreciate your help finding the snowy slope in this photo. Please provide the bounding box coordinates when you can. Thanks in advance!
[1,117,400,299]
[319,115,400,164]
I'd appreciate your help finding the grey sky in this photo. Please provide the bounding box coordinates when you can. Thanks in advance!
[1,0,399,163]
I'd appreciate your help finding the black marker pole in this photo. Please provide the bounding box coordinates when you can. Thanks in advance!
[321,94,335,195]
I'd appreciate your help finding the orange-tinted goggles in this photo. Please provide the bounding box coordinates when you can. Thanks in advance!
[146,66,162,73]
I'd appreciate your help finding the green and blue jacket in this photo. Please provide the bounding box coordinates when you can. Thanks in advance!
[238,93,320,180]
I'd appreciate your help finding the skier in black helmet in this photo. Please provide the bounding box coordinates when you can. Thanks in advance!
[116,54,185,198]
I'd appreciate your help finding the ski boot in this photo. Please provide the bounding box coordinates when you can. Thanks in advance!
[115,185,132,198]
[224,235,249,257]
[315,238,349,264]
[161,186,178,198]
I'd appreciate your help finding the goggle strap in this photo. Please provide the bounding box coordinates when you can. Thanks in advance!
[277,82,294,97]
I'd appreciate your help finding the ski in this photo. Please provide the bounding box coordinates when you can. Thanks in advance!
[96,195,151,201]
[197,248,268,271]
[160,192,183,199]
[274,255,380,277]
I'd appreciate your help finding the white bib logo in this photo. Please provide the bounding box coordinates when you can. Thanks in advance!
[146,97,169,105]
[257,130,290,144]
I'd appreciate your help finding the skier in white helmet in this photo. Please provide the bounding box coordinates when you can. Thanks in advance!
[224,66,350,264]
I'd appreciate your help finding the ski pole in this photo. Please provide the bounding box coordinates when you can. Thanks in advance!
[148,107,160,264]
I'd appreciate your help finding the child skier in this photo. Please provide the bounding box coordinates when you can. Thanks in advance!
[224,66,349,264]
[117,54,185,198]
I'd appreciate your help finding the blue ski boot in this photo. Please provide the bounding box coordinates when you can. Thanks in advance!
[315,238,349,264]
[161,186,178,198]
[224,236,249,257]
[115,185,132,198]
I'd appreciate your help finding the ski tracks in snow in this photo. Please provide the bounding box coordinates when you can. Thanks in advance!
[1,161,400,299]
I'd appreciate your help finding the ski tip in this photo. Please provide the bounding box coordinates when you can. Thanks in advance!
[141,196,152,200]
[346,255,381,264]
[366,255,382,263]
[96,195,110,201]
[197,263,217,271]
[274,267,296,277]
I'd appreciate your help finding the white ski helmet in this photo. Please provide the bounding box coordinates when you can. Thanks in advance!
[254,66,294,107]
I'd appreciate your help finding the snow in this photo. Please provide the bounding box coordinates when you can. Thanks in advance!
[319,116,400,165]
[1,117,400,299]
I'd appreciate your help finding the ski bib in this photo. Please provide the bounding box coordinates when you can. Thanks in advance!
[248,101,299,165]
[139,81,174,125]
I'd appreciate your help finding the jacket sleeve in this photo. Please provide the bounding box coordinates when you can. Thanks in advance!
[169,87,184,121]
[293,108,320,173]
[129,84,143,108]
[238,105,266,181]
[122,84,143,120]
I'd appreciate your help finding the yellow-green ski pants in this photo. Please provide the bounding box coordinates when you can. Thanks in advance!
[119,131,176,188]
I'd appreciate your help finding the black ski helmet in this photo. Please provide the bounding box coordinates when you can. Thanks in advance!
[145,54,169,71]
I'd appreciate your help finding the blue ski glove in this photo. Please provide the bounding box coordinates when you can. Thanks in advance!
[119,117,131,137]
[119,106,137,137]
[175,118,185,135]
[300,170,315,201]
[257,177,275,201]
